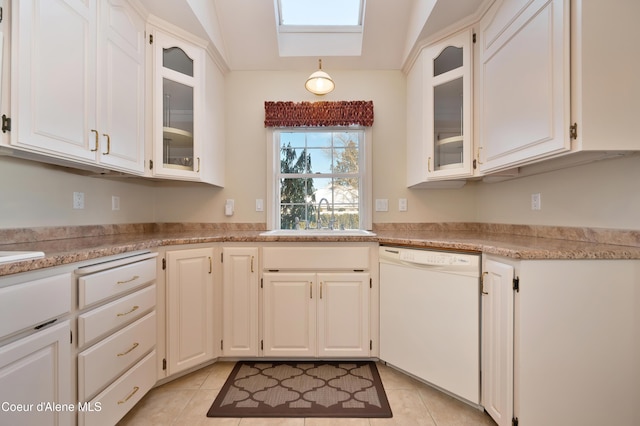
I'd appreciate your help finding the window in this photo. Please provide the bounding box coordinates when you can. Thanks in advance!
[268,128,371,231]
[278,0,363,27]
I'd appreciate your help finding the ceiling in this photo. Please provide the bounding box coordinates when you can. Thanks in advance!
[138,0,489,72]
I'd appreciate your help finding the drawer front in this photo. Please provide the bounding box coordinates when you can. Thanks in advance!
[0,273,71,339]
[78,350,156,426]
[79,258,156,308]
[78,285,156,348]
[263,246,370,270]
[78,311,156,401]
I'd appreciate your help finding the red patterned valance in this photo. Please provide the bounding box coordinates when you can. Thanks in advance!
[264,101,374,127]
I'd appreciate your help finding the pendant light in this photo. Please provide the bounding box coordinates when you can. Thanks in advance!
[305,59,335,95]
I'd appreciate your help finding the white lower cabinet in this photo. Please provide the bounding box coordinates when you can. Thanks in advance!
[221,247,259,357]
[481,259,515,426]
[79,350,156,426]
[0,321,72,426]
[165,247,215,375]
[482,255,640,426]
[262,272,370,358]
[75,252,158,426]
[260,245,373,359]
[0,269,73,426]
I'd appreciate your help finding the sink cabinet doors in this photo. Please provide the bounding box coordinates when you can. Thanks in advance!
[262,272,370,358]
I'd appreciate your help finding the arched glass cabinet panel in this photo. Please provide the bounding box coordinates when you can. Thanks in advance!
[426,30,472,179]
[152,30,204,180]
[162,47,195,171]
[434,46,463,77]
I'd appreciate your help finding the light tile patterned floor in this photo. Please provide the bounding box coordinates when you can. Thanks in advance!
[118,362,496,426]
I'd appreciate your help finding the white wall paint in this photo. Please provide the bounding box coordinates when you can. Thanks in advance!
[0,157,155,228]
[475,154,640,230]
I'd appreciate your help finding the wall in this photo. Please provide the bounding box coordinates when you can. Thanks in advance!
[0,156,155,229]
[2,68,638,231]
[474,154,640,230]
[153,69,478,225]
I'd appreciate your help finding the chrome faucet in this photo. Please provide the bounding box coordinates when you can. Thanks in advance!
[317,198,333,229]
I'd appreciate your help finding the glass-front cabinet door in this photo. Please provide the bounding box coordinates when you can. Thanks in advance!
[425,29,472,179]
[152,30,203,179]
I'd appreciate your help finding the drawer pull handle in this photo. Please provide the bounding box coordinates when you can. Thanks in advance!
[117,305,140,317]
[117,342,139,357]
[251,256,254,273]
[310,282,313,299]
[320,282,323,299]
[117,386,140,405]
[117,275,139,285]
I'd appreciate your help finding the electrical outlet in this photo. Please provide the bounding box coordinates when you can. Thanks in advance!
[73,192,84,209]
[531,193,541,211]
[112,196,120,211]
[398,198,408,212]
[256,199,264,212]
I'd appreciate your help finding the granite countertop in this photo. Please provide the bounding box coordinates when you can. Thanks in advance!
[1,224,640,277]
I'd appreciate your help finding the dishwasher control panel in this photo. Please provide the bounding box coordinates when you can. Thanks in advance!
[380,246,479,271]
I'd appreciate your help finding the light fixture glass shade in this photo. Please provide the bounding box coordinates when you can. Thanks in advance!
[305,60,335,95]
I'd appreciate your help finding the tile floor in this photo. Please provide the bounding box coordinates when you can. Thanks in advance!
[118,361,497,426]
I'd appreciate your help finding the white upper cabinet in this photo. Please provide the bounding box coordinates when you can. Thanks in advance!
[97,0,146,173]
[407,29,474,187]
[476,0,570,173]
[569,0,640,153]
[149,27,224,186]
[11,0,145,174]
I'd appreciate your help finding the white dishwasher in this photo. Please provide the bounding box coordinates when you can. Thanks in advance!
[379,246,480,404]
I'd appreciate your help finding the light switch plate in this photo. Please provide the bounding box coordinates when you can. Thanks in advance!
[375,199,389,212]
[256,199,264,212]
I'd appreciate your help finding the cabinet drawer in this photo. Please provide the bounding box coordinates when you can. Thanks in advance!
[78,311,155,401]
[0,273,71,339]
[263,246,370,270]
[79,258,156,308]
[79,350,156,426]
[78,285,156,348]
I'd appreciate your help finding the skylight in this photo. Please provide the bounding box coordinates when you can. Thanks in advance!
[275,0,365,57]
[278,0,363,27]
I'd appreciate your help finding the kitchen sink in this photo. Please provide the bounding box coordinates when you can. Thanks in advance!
[259,229,376,237]
[0,251,45,264]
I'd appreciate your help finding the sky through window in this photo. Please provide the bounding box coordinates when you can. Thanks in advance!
[279,0,363,26]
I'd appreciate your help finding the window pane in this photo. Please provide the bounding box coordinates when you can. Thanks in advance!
[306,132,332,148]
[280,146,309,173]
[275,129,365,230]
[306,148,332,174]
[280,0,362,26]
[280,132,306,148]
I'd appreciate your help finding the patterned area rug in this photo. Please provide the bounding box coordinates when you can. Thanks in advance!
[207,361,392,418]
